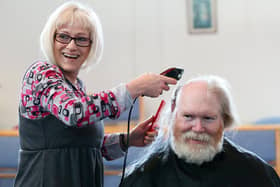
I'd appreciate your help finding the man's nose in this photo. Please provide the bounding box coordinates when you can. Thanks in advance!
[191,118,205,132]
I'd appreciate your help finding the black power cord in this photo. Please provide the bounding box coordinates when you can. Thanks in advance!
[119,97,138,186]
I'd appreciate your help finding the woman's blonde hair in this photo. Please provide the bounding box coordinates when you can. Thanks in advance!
[40,1,103,68]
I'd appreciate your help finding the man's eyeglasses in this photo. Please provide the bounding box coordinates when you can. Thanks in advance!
[54,33,92,47]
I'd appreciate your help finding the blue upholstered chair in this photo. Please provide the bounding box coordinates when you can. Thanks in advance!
[225,130,275,163]
[225,125,280,175]
[254,116,280,125]
[0,134,19,187]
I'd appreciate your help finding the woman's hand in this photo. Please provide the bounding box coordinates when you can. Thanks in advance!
[126,116,158,147]
[126,73,177,99]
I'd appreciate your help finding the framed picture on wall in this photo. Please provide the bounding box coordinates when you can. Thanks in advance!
[187,0,217,33]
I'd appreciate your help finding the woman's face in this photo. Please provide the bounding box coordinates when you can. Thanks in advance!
[53,22,91,78]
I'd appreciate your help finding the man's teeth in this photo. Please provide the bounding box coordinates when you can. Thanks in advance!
[63,53,79,58]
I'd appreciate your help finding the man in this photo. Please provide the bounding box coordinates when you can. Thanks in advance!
[121,75,280,187]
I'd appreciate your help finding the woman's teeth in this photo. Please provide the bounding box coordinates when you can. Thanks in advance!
[63,53,79,59]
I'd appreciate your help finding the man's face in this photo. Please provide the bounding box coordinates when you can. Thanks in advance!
[171,81,224,165]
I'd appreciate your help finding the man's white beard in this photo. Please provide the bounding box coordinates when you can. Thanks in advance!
[171,131,223,165]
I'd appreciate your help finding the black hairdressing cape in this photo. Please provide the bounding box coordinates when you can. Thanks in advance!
[121,138,280,187]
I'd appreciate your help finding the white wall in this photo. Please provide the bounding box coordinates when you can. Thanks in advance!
[1,0,280,129]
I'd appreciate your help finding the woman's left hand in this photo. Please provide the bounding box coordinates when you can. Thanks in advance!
[127,116,158,147]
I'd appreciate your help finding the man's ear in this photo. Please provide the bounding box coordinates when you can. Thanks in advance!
[171,86,180,112]
[171,99,176,112]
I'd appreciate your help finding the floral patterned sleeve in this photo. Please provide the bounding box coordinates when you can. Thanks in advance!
[20,61,132,127]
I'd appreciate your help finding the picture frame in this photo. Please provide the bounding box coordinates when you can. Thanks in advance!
[187,0,217,33]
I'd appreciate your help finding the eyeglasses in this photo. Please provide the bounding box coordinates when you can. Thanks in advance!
[54,33,92,47]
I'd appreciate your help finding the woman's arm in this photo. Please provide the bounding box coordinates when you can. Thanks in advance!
[20,61,127,127]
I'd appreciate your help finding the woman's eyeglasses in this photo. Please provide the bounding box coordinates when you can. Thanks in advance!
[54,33,92,47]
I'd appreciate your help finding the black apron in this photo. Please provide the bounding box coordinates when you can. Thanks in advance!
[14,114,104,187]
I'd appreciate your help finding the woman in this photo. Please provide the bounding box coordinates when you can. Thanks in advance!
[14,2,176,187]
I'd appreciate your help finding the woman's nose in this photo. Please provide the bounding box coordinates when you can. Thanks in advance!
[66,39,78,49]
